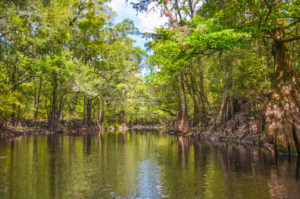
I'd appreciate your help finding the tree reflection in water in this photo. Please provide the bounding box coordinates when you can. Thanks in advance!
[0,130,299,199]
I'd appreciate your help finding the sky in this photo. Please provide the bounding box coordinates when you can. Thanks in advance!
[109,0,168,50]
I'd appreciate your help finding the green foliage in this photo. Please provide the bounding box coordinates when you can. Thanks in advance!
[131,0,299,127]
[0,0,149,126]
[0,0,299,128]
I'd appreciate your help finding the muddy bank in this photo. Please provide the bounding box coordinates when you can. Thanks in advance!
[0,118,277,155]
[164,130,278,156]
[0,122,282,156]
[0,124,51,140]
[0,122,165,140]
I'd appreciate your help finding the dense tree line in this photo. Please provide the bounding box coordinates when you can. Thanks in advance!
[0,0,155,130]
[132,0,300,154]
[0,0,299,154]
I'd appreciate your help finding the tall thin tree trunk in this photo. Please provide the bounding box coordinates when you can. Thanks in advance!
[58,94,65,125]
[97,99,102,128]
[45,90,49,119]
[83,95,87,126]
[11,105,16,125]
[198,60,206,125]
[11,65,16,125]
[86,98,92,126]
[16,106,20,123]
[70,93,78,115]
[148,101,151,125]
[48,78,59,132]
[177,71,190,133]
[97,100,105,128]
[34,77,42,124]
[184,69,201,127]
[192,99,201,127]
[121,109,128,129]
[175,81,182,128]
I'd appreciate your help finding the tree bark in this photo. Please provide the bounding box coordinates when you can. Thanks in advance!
[97,99,104,128]
[217,57,233,125]
[69,93,78,115]
[147,101,151,125]
[185,69,201,127]
[58,94,65,125]
[34,77,42,124]
[86,98,92,126]
[121,110,128,129]
[217,55,240,126]
[177,71,190,133]
[48,78,59,132]
[265,35,300,154]
[11,64,16,125]
[198,60,206,125]
[83,95,87,126]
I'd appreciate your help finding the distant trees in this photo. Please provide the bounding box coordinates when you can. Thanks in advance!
[0,0,147,130]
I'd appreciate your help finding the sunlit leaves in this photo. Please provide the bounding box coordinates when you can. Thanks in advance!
[0,0,147,123]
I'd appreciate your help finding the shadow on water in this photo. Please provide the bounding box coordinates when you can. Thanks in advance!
[0,130,299,199]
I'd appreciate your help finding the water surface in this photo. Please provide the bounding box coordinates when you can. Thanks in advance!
[0,130,299,199]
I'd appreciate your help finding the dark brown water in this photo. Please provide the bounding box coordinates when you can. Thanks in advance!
[0,130,299,199]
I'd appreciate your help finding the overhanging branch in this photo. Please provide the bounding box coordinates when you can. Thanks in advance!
[282,35,300,43]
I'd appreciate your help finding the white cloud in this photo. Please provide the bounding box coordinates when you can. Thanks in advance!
[109,0,168,33]
[109,0,135,15]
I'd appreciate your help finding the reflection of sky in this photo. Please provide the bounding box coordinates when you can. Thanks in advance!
[135,159,165,198]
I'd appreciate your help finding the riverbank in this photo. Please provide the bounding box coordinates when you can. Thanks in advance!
[0,119,277,155]
[164,130,276,155]
[0,122,164,140]
[0,123,52,140]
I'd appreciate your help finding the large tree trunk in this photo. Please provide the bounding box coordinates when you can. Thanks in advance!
[265,37,300,154]
[217,94,240,126]
[177,71,190,133]
[121,110,128,129]
[217,55,240,126]
[218,94,233,125]
[217,58,233,125]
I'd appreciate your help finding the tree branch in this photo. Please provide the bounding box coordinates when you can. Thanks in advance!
[283,20,300,29]
[282,35,300,43]
[69,1,84,26]
[0,32,9,38]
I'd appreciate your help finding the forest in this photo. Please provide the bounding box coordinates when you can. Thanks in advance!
[0,0,299,155]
